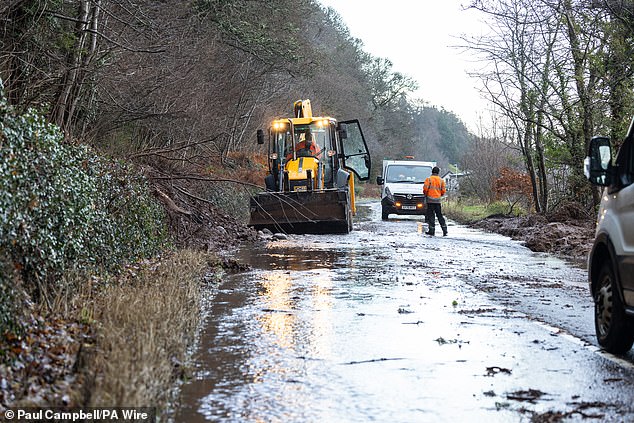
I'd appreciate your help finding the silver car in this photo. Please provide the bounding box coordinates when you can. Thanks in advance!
[585,131,634,354]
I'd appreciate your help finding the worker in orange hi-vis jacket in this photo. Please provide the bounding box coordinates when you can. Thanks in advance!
[423,166,447,236]
[287,131,322,160]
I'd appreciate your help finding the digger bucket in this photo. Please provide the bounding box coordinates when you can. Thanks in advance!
[248,189,352,234]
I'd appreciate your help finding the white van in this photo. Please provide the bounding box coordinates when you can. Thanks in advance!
[585,128,634,354]
[376,159,436,220]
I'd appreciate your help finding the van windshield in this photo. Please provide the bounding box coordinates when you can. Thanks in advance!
[386,165,432,183]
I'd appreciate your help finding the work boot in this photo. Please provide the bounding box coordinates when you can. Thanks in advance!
[425,229,435,236]
[441,226,448,236]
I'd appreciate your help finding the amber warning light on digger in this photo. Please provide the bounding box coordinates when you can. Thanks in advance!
[404,155,415,159]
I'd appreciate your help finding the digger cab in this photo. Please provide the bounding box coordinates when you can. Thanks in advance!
[260,118,370,193]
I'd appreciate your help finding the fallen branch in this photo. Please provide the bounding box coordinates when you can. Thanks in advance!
[131,136,221,159]
[173,185,214,207]
[155,188,192,215]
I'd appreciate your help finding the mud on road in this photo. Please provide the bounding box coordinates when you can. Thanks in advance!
[468,208,595,265]
[177,201,634,423]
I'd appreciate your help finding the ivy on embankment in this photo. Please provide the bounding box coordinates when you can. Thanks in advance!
[0,85,169,333]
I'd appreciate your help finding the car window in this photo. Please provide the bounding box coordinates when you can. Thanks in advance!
[616,137,634,187]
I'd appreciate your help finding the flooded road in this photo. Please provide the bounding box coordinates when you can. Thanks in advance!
[176,201,634,422]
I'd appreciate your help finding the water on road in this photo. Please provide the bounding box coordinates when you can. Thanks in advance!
[176,201,634,422]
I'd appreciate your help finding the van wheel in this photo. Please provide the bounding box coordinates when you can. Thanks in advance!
[594,261,634,354]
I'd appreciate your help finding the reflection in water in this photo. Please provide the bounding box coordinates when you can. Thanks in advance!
[244,266,340,422]
[306,271,334,357]
[183,246,342,422]
[258,272,295,351]
[255,269,334,358]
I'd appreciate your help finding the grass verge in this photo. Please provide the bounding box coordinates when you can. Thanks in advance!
[0,249,222,419]
[443,199,523,224]
[83,249,216,418]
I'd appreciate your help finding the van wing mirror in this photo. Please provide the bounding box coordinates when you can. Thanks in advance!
[584,136,612,186]
[376,176,384,185]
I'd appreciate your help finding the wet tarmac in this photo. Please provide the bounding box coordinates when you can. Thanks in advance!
[176,201,634,422]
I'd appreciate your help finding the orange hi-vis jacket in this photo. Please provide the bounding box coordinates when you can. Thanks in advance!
[286,141,322,159]
[423,174,446,203]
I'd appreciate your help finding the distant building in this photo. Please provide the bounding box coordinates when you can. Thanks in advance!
[442,166,469,193]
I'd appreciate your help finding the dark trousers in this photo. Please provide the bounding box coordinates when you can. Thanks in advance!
[426,202,446,234]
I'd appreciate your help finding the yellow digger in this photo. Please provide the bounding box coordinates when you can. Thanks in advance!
[248,99,371,234]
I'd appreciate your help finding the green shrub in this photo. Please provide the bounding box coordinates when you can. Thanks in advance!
[0,86,168,311]
[91,159,169,266]
[0,255,26,335]
[206,181,253,223]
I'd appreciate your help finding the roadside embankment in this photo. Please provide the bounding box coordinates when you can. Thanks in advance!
[84,250,213,414]
[0,89,256,419]
[0,249,226,421]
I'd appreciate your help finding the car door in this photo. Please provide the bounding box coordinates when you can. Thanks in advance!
[613,136,634,298]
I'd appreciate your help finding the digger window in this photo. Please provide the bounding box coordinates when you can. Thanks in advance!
[271,130,288,166]
[338,120,371,181]
[287,123,334,185]
[291,125,327,156]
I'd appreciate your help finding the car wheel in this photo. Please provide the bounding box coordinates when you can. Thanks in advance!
[594,260,634,354]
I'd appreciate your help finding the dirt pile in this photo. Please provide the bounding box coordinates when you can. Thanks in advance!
[150,174,259,253]
[471,208,595,262]
[161,197,257,252]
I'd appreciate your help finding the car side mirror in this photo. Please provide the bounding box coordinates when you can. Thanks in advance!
[257,129,265,145]
[376,176,384,185]
[584,136,612,186]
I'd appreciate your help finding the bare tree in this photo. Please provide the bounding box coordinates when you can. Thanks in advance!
[364,57,418,111]
[465,0,550,210]
[464,0,613,211]
[461,114,520,203]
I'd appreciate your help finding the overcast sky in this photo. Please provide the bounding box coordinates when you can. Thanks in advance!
[317,0,490,131]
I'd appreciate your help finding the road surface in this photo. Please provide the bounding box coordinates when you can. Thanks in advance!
[176,201,634,422]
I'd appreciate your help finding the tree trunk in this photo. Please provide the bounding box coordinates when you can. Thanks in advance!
[562,0,595,204]
[52,0,102,135]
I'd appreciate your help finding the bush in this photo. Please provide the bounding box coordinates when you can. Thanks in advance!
[0,254,28,335]
[493,167,533,214]
[0,86,168,313]
[205,180,254,223]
